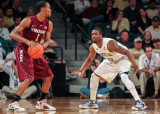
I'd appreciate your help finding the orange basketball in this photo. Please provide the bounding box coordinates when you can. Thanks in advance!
[28,43,44,59]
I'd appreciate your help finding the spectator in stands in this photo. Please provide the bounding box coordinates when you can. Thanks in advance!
[128,37,144,88]
[123,0,140,34]
[1,44,37,99]
[129,37,144,65]
[139,45,160,98]
[146,0,158,20]
[112,10,130,34]
[102,0,118,23]
[136,8,152,35]
[153,38,160,49]
[64,0,75,23]
[3,7,14,28]
[27,7,35,17]
[0,0,12,12]
[139,0,150,9]
[71,0,90,32]
[0,17,11,57]
[0,16,12,45]
[145,16,160,41]
[152,38,160,55]
[8,16,21,33]
[113,0,129,10]
[81,0,103,38]
[0,36,11,59]
[142,31,154,49]
[74,0,90,15]
[8,16,22,47]
[118,29,133,48]
[12,0,27,19]
[79,59,110,99]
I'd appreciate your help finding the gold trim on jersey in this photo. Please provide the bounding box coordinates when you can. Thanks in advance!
[106,77,112,83]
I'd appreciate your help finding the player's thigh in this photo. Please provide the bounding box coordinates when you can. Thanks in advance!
[16,45,34,81]
[94,61,119,83]
[33,57,53,80]
[119,59,131,74]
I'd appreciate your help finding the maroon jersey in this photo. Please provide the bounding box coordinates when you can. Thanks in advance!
[22,15,49,43]
[16,15,53,82]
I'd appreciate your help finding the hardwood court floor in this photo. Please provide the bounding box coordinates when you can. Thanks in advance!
[0,97,160,114]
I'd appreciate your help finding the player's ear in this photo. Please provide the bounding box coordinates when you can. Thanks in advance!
[41,7,45,12]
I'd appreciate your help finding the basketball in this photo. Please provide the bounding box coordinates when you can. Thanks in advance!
[28,43,44,59]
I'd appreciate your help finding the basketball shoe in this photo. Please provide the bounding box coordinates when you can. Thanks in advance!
[79,100,98,109]
[36,99,56,110]
[131,100,147,110]
[7,101,25,112]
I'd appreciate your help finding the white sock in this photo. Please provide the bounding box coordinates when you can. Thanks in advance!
[120,74,140,101]
[90,73,99,101]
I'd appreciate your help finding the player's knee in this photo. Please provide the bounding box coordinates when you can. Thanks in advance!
[25,77,34,84]
[120,73,134,90]
[90,73,99,90]
[91,73,98,81]
[120,74,128,83]
[51,74,54,79]
[48,74,53,80]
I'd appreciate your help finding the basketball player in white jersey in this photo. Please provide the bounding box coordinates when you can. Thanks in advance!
[72,27,147,110]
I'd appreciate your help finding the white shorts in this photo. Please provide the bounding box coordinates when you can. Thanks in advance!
[94,58,131,83]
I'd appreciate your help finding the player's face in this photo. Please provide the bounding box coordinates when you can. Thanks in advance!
[44,3,52,17]
[91,30,102,43]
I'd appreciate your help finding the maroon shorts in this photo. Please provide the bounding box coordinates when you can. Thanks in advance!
[16,43,53,82]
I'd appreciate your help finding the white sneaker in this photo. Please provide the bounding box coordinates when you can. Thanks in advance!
[79,100,98,109]
[36,111,56,114]
[36,99,56,110]
[7,101,25,112]
[132,100,147,111]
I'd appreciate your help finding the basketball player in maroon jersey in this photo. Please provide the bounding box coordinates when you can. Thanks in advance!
[7,1,56,111]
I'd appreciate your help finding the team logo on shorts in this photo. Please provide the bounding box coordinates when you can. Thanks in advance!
[103,46,107,50]
[20,50,23,62]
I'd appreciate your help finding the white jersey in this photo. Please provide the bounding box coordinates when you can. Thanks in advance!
[92,38,131,83]
[92,38,128,64]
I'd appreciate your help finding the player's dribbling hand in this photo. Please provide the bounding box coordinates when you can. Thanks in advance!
[26,40,37,49]
[71,70,82,76]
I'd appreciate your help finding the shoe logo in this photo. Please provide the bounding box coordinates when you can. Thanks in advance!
[44,106,49,109]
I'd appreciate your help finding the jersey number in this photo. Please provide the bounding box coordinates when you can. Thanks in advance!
[35,34,40,42]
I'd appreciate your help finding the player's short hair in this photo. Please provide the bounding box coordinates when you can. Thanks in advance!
[36,1,48,13]
[93,27,103,35]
